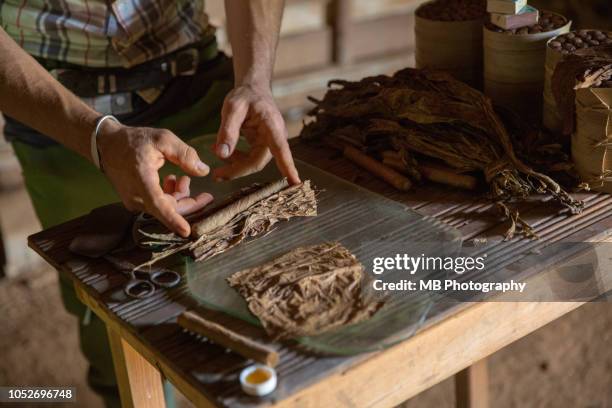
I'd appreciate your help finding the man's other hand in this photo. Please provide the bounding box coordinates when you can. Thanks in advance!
[213,84,300,184]
[97,122,213,237]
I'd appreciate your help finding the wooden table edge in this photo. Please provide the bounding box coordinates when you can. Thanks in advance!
[26,226,612,408]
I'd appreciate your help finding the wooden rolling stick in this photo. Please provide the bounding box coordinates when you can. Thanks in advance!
[178,311,279,367]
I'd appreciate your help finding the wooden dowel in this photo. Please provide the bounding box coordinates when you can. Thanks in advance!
[343,146,412,191]
[178,311,279,367]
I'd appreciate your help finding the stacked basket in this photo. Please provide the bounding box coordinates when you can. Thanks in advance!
[483,1,571,122]
[415,0,487,89]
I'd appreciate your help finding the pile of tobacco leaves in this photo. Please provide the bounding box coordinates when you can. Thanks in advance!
[300,68,584,239]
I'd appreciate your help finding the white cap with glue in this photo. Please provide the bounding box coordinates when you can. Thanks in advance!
[239,364,277,397]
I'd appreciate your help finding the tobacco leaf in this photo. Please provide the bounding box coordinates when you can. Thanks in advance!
[134,180,318,270]
[301,68,584,240]
[227,242,384,339]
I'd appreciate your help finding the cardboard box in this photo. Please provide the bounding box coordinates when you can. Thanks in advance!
[490,5,539,30]
[487,0,528,15]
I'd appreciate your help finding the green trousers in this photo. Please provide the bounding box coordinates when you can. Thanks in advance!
[12,77,233,407]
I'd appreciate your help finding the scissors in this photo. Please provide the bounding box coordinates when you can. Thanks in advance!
[104,254,182,299]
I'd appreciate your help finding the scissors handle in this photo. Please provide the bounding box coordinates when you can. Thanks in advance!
[149,269,181,288]
[124,279,156,299]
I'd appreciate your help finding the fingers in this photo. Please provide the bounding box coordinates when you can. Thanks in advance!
[216,96,248,159]
[213,145,272,181]
[162,174,177,194]
[265,122,301,185]
[260,114,300,184]
[141,172,191,237]
[173,175,191,200]
[160,175,213,215]
[175,192,214,215]
[154,130,210,177]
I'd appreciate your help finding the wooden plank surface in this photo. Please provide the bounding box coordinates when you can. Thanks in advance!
[27,142,612,408]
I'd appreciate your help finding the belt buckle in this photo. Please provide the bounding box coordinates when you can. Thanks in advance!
[170,48,198,76]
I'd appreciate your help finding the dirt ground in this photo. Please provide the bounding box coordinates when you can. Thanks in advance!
[1,266,611,408]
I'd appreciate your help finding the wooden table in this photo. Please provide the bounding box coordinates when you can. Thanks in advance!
[28,142,612,408]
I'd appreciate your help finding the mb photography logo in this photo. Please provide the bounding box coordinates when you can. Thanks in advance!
[370,253,527,294]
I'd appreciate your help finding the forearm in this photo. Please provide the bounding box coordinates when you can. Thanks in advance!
[224,0,284,89]
[0,28,99,160]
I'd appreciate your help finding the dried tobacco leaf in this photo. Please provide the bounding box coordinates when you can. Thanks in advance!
[227,242,384,340]
[301,68,584,240]
[135,180,318,270]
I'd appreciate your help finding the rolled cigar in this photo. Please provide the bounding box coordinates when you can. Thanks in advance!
[343,146,412,191]
[382,157,408,173]
[381,150,402,161]
[191,179,289,238]
[178,311,279,367]
[383,152,477,191]
[418,163,478,190]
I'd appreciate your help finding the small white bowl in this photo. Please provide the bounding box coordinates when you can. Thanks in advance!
[239,364,277,397]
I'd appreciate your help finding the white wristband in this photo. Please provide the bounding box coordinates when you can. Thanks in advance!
[91,115,119,170]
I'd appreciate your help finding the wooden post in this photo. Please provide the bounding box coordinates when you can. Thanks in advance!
[330,0,352,65]
[455,358,489,408]
[107,327,166,408]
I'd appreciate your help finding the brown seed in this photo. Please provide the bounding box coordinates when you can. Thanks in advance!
[566,32,575,39]
[595,32,607,41]
[573,37,583,45]
[558,36,566,44]
[550,40,562,49]
[563,43,576,52]
[589,39,600,46]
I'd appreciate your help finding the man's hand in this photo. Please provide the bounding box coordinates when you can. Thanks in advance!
[213,84,300,184]
[97,121,213,237]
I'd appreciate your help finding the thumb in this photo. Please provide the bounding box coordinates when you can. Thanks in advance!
[155,130,209,176]
[216,97,247,159]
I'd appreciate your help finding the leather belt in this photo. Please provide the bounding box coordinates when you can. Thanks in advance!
[49,38,219,98]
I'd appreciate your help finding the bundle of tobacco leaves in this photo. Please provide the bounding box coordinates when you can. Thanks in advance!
[301,68,583,240]
[552,45,612,136]
[135,179,317,270]
[227,242,384,339]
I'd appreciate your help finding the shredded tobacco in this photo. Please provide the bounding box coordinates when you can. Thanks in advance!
[135,180,317,270]
[301,68,584,240]
[227,242,384,340]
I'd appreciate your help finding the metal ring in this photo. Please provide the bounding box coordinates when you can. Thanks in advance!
[149,270,181,288]
[124,279,156,299]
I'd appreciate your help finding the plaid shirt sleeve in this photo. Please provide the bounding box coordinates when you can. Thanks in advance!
[0,0,210,67]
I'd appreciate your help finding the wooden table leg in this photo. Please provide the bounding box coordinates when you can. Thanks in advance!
[455,358,489,408]
[107,327,166,408]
